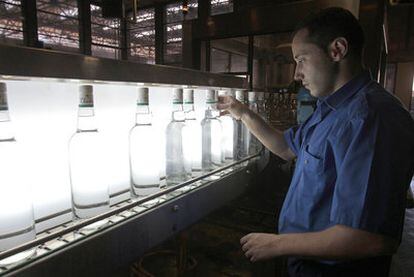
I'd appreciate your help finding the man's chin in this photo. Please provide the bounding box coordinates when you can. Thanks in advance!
[309,90,318,98]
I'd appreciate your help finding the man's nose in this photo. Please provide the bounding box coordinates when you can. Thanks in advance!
[294,67,303,82]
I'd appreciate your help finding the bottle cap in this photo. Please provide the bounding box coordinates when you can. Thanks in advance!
[248,91,257,102]
[235,90,246,102]
[206,89,217,104]
[0,82,8,111]
[183,89,194,104]
[217,90,227,97]
[137,87,149,105]
[172,88,183,104]
[79,85,94,108]
[228,89,236,98]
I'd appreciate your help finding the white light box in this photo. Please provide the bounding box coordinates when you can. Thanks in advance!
[3,80,209,232]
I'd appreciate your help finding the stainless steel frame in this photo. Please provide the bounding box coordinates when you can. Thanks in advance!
[2,156,259,277]
[0,43,255,276]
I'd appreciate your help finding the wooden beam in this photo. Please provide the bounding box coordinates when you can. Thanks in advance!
[388,49,414,63]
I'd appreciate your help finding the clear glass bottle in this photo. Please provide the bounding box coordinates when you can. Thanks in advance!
[183,89,202,174]
[201,89,223,172]
[264,92,271,122]
[129,87,160,197]
[257,92,267,120]
[235,89,248,160]
[166,88,190,185]
[247,91,261,155]
[69,85,110,220]
[219,89,237,161]
[0,83,36,265]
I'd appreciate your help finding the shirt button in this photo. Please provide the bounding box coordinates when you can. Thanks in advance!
[304,159,308,164]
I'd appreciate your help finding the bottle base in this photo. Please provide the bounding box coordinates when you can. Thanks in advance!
[131,185,160,197]
[73,201,110,219]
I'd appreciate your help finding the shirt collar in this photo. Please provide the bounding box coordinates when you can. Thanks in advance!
[319,71,372,111]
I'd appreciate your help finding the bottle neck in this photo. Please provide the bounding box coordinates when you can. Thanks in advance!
[171,103,185,121]
[77,107,98,132]
[184,103,196,120]
[183,103,194,113]
[205,103,218,118]
[135,104,152,125]
[0,110,15,141]
[249,101,258,112]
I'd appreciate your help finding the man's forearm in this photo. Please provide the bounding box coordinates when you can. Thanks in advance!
[277,225,398,260]
[240,109,294,161]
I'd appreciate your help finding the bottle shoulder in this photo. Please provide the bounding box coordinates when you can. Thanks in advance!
[130,124,153,133]
[70,130,99,143]
[166,120,186,130]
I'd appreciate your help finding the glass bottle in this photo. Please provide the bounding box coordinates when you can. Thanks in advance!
[129,87,160,197]
[218,89,237,161]
[183,89,202,174]
[247,91,260,155]
[69,85,110,221]
[257,92,267,120]
[0,83,36,265]
[166,88,190,185]
[235,90,248,160]
[264,92,271,122]
[201,89,223,172]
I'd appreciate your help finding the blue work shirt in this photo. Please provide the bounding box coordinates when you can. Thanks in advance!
[280,71,414,241]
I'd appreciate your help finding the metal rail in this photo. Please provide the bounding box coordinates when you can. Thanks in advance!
[0,153,259,262]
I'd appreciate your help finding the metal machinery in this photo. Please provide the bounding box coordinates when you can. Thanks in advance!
[0,44,267,276]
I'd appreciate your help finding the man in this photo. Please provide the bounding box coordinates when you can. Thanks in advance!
[218,7,414,277]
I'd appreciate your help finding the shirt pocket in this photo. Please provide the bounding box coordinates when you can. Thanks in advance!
[302,145,324,175]
[297,146,325,199]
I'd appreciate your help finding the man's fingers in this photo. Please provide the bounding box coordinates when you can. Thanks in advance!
[216,103,230,110]
[242,239,253,252]
[244,248,253,258]
[240,233,252,245]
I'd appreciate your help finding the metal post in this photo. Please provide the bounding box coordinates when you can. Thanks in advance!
[21,0,39,47]
[155,4,164,64]
[78,0,92,55]
[248,35,254,90]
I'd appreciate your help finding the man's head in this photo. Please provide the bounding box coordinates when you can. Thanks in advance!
[292,7,365,97]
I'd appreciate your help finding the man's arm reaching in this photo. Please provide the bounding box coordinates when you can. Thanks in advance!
[240,225,398,262]
[217,95,296,161]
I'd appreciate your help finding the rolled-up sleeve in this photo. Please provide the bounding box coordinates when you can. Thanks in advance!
[330,112,413,240]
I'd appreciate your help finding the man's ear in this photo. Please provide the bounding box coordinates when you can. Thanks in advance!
[329,37,348,61]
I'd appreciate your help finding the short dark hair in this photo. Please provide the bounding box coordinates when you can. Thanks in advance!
[294,7,365,58]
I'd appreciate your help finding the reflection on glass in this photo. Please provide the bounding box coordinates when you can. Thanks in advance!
[0,83,36,266]
[166,88,190,185]
[69,85,110,222]
[218,90,237,161]
[247,91,260,155]
[201,90,223,172]
[129,87,160,196]
[183,89,202,173]
[235,90,248,160]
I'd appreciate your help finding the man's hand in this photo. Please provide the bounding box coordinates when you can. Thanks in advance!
[240,233,283,262]
[240,226,398,263]
[217,95,248,120]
